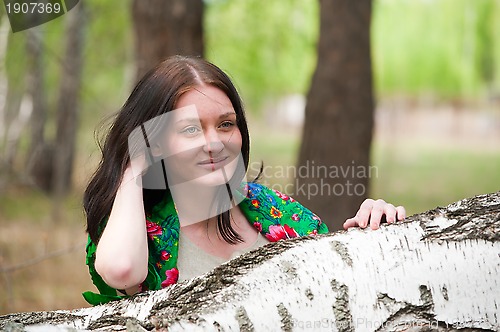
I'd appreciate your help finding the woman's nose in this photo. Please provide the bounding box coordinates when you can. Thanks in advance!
[202,129,224,154]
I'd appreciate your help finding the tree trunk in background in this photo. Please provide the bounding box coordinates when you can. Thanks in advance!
[132,0,204,82]
[51,2,85,200]
[25,28,51,192]
[1,191,499,330]
[296,0,374,230]
[0,28,28,182]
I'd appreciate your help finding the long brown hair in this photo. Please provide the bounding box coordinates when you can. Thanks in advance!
[84,56,250,244]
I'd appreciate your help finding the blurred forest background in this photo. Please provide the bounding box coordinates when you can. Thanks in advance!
[1,0,499,314]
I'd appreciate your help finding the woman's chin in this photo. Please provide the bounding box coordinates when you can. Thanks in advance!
[194,168,235,187]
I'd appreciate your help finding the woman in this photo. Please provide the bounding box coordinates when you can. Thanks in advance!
[83,56,405,305]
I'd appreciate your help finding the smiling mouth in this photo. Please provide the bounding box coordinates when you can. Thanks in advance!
[198,156,229,171]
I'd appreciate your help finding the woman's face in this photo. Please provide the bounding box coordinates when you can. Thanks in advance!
[159,85,243,187]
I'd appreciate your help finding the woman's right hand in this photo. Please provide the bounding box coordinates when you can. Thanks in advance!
[128,152,149,181]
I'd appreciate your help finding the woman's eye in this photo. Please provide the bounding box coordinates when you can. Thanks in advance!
[219,121,235,129]
[181,126,200,135]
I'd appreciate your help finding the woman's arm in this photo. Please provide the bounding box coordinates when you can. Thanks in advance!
[94,161,149,293]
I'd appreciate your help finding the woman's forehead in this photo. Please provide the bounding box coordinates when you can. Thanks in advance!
[176,85,233,109]
[172,90,235,123]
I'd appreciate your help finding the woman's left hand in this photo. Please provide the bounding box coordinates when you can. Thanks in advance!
[343,199,406,230]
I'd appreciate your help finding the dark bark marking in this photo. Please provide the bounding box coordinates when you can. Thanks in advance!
[417,193,500,243]
[331,241,353,267]
[0,311,83,330]
[331,279,354,332]
[279,260,298,280]
[88,315,152,331]
[419,285,434,310]
[235,306,254,332]
[441,285,449,301]
[277,303,293,332]
[305,288,314,301]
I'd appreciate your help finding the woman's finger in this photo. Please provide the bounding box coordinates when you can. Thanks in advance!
[396,206,406,221]
[384,203,397,224]
[369,203,385,230]
[343,218,359,230]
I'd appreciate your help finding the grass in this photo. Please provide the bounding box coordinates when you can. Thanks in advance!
[0,193,91,314]
[372,141,500,215]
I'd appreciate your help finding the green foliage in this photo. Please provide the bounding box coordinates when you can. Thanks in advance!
[4,31,27,91]
[206,0,500,107]
[372,0,499,98]
[3,0,498,121]
[205,0,319,111]
[80,0,131,113]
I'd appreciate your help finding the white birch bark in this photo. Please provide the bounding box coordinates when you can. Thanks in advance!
[1,191,499,331]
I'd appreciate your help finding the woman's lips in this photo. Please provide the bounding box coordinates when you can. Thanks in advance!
[198,156,229,171]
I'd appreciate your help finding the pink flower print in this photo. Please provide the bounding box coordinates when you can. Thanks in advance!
[273,189,290,201]
[160,250,171,261]
[146,220,162,239]
[265,224,299,242]
[291,213,300,221]
[253,222,262,232]
[161,268,179,288]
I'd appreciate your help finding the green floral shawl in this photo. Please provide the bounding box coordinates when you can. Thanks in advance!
[83,182,328,305]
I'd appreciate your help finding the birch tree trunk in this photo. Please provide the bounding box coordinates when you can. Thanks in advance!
[1,191,499,331]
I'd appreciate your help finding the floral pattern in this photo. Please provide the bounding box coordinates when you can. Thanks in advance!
[161,268,179,288]
[146,220,162,239]
[265,224,300,241]
[83,182,328,305]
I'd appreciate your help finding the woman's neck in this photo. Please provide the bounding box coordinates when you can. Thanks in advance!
[170,182,232,228]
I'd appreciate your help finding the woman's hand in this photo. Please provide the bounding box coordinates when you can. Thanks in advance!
[343,199,406,230]
[129,152,149,180]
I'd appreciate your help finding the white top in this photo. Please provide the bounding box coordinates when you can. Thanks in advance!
[177,231,269,282]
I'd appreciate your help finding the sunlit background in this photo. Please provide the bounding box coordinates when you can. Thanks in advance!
[0,0,499,314]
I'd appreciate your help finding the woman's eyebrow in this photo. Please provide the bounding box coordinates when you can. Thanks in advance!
[175,118,200,124]
[219,111,236,119]
[174,111,236,124]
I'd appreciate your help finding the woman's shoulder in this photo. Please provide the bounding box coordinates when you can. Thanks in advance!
[240,182,329,236]
[145,190,175,222]
[244,182,302,207]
